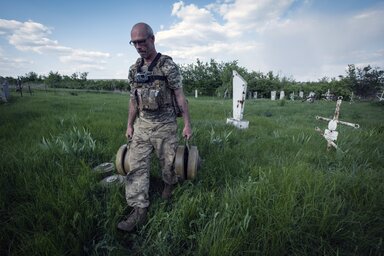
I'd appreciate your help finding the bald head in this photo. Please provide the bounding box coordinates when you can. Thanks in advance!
[131,23,154,38]
[130,22,157,61]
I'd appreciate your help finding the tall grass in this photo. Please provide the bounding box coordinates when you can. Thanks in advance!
[1,91,383,255]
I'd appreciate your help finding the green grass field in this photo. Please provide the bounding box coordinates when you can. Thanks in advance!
[1,90,383,255]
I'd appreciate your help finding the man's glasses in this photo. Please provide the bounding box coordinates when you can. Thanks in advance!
[129,36,150,46]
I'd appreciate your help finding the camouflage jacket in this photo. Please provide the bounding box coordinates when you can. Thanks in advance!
[128,53,182,123]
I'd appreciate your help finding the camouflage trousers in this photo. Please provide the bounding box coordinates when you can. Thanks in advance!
[125,118,178,208]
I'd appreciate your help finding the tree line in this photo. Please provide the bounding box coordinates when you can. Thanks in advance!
[3,60,383,99]
[180,60,384,100]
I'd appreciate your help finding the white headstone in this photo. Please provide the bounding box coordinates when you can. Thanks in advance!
[307,91,315,103]
[1,79,9,102]
[271,91,276,100]
[226,70,249,129]
[254,91,258,99]
[323,89,332,100]
[195,89,198,98]
[350,92,354,103]
[280,91,285,100]
[299,91,304,98]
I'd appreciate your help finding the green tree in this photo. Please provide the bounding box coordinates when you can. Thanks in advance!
[45,71,62,88]
[80,72,88,81]
[344,64,384,98]
[24,71,40,83]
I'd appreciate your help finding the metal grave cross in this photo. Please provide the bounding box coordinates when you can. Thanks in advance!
[315,96,360,150]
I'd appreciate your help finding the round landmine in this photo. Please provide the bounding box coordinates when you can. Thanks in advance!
[115,144,130,175]
[175,145,188,181]
[187,146,200,180]
[92,162,114,176]
[100,174,125,187]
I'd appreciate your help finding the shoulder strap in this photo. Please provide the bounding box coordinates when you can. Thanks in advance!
[134,53,169,83]
[148,53,162,71]
[136,53,162,73]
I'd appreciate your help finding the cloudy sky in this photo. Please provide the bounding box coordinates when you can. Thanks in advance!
[1,0,383,81]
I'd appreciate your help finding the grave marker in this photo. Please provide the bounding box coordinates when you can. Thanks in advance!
[322,89,333,101]
[315,96,360,150]
[271,91,276,100]
[226,70,249,129]
[305,91,315,103]
[290,92,295,101]
[1,79,9,102]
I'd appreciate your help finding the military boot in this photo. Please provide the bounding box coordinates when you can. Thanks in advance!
[117,207,147,232]
[162,183,174,200]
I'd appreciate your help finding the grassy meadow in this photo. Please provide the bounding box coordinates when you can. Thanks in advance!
[1,89,383,255]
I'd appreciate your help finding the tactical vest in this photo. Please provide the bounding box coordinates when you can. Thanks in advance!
[132,53,178,114]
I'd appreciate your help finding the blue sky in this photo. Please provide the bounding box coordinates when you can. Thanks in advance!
[1,0,383,81]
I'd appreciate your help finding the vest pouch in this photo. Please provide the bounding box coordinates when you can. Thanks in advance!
[147,89,160,110]
[140,87,160,110]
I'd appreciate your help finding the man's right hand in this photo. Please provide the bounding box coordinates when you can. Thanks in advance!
[126,126,134,139]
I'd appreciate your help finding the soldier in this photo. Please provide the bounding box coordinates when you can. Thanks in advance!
[117,22,192,232]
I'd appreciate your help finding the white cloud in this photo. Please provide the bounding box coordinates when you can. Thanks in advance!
[0,55,33,69]
[156,0,384,81]
[217,0,294,32]
[156,0,300,70]
[0,18,110,70]
[157,1,228,47]
[0,19,59,53]
[0,46,33,68]
[1,1,383,81]
[60,49,110,64]
[257,6,384,80]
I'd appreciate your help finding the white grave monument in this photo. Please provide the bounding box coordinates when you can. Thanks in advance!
[271,91,276,100]
[253,91,258,99]
[226,70,249,129]
[1,79,10,102]
[290,92,295,101]
[299,91,304,98]
[322,89,333,101]
[350,92,354,104]
[306,91,315,103]
[280,91,285,100]
[195,89,198,98]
